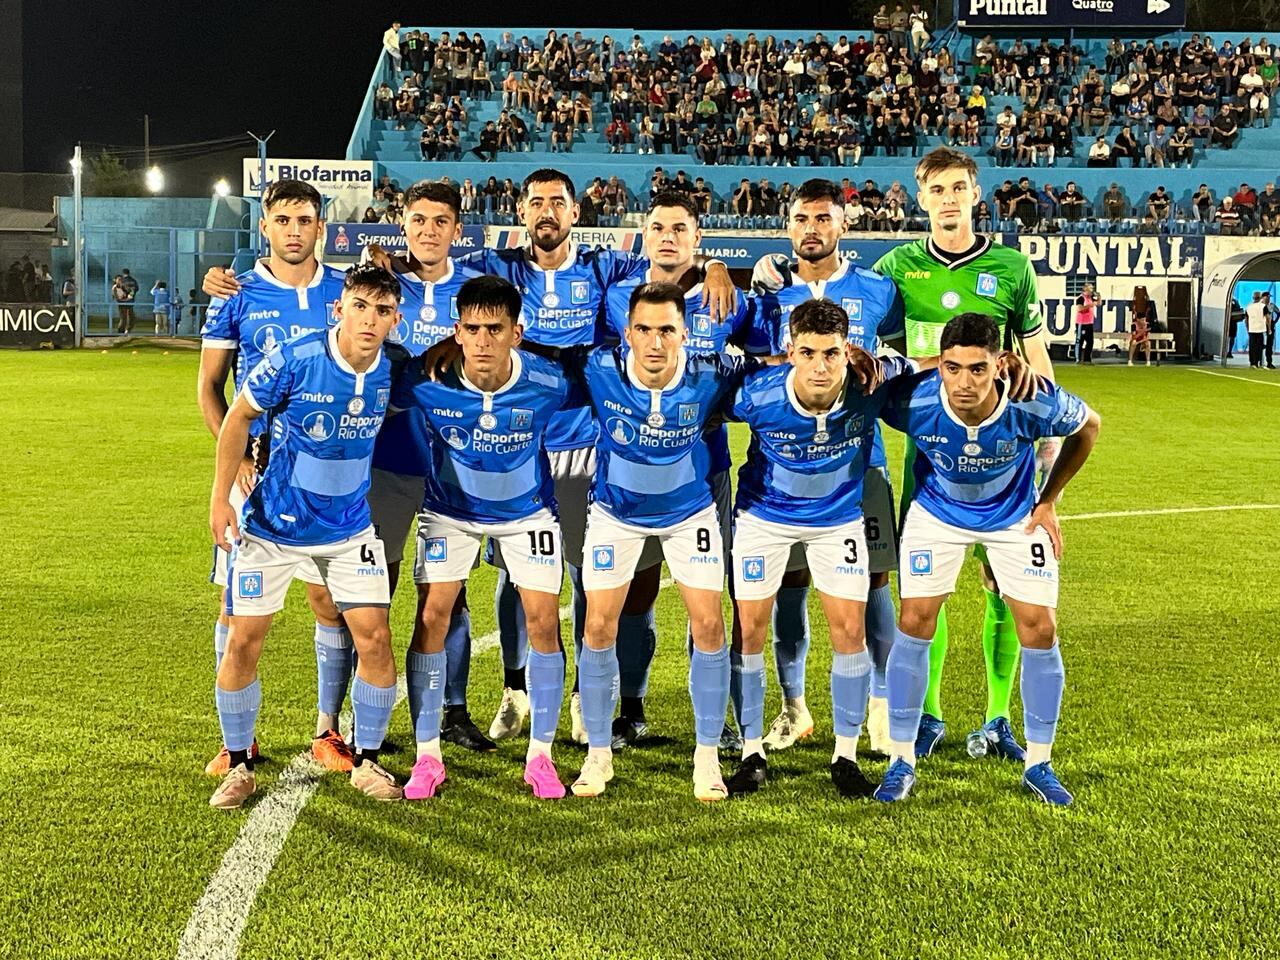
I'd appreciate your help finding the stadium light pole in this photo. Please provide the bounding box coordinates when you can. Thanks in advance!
[145,165,164,194]
[248,130,275,256]
[71,145,83,348]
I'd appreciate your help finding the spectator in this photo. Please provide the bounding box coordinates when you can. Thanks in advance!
[908,3,930,54]
[1245,291,1268,367]
[1147,185,1172,223]
[117,269,138,333]
[606,115,633,152]
[1218,195,1242,234]
[1191,184,1215,223]
[459,179,477,214]
[1013,177,1040,230]
[1103,182,1127,221]
[1167,125,1194,167]
[1258,183,1280,236]
[1263,291,1277,368]
[361,206,379,224]
[974,199,993,232]
[61,275,75,305]
[375,81,395,120]
[1234,182,1259,232]
[551,110,574,152]
[889,5,910,51]
[383,22,402,74]
[691,177,712,214]
[1112,125,1141,166]
[1087,135,1113,167]
[111,275,130,333]
[1128,285,1154,366]
[1145,122,1171,167]
[1211,104,1239,148]
[1060,181,1086,222]
[150,280,170,335]
[1074,282,1101,363]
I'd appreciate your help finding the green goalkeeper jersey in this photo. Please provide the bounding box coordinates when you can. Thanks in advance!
[873,236,1042,358]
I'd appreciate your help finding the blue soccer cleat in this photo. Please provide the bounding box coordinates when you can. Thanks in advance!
[967,717,1026,762]
[873,758,917,803]
[1023,762,1073,806]
[914,713,946,758]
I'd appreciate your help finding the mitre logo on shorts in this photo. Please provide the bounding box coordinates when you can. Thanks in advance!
[238,571,264,598]
[908,551,932,576]
[424,538,447,562]
[592,545,615,571]
[742,556,765,582]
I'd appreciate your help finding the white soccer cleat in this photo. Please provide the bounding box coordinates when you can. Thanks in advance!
[692,751,728,803]
[569,691,589,745]
[570,750,614,797]
[866,696,891,757]
[488,687,530,740]
[762,705,815,751]
[209,763,256,811]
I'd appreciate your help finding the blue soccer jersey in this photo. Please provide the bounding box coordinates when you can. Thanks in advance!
[240,326,392,546]
[583,347,752,528]
[201,261,348,437]
[880,372,1092,532]
[731,356,914,526]
[758,258,905,470]
[391,350,584,524]
[458,243,646,451]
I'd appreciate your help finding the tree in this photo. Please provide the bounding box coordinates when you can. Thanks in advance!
[84,151,143,197]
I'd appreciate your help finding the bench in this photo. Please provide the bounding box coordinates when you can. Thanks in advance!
[1090,330,1176,362]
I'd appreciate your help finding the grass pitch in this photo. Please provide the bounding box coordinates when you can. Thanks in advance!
[1,350,1278,960]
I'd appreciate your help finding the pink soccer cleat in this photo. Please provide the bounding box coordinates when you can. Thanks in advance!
[523,754,567,800]
[404,754,447,800]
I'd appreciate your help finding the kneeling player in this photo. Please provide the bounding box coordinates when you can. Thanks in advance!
[874,313,1100,806]
[392,276,584,800]
[208,266,406,810]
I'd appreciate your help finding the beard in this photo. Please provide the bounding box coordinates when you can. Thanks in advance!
[529,221,570,251]
[796,240,837,262]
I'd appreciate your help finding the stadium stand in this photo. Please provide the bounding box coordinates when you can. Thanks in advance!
[346,26,1280,234]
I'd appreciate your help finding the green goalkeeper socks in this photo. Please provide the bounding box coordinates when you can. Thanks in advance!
[982,588,1021,723]
[921,603,949,720]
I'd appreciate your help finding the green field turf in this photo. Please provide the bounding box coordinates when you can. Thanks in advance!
[1,349,1278,960]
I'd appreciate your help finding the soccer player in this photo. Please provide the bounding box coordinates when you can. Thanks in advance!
[747,178,905,758]
[208,265,406,810]
[873,147,1057,760]
[724,299,917,798]
[391,276,584,800]
[570,282,752,802]
[196,179,356,777]
[873,313,1099,806]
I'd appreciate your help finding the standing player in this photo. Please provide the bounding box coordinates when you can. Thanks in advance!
[725,299,918,798]
[208,265,405,809]
[873,313,1099,805]
[873,147,1057,760]
[196,179,356,777]
[748,178,906,758]
[391,276,584,800]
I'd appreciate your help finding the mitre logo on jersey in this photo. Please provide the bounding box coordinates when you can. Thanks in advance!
[678,403,700,426]
[976,273,999,297]
[903,270,931,280]
[303,412,335,441]
[298,391,335,404]
[841,298,863,321]
[247,309,282,322]
[510,407,533,429]
[570,281,590,305]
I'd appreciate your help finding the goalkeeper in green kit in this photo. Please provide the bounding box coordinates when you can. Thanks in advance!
[874,146,1057,760]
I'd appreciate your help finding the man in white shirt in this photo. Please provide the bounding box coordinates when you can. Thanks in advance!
[383,22,403,74]
[1245,291,1268,367]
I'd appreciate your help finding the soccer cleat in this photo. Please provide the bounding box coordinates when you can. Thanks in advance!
[692,752,728,802]
[351,760,404,801]
[403,754,447,800]
[873,758,917,803]
[488,687,530,740]
[973,717,1027,762]
[442,708,498,753]
[914,713,946,758]
[311,730,354,772]
[1022,761,1073,806]
[209,763,256,811]
[571,751,614,797]
[725,753,767,798]
[610,716,650,751]
[569,692,588,745]
[865,697,891,758]
[830,757,877,799]
[523,753,567,800]
[762,705,815,751]
[718,722,743,755]
[205,740,259,777]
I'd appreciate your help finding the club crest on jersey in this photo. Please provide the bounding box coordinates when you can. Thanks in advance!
[449,297,460,320]
[570,281,590,305]
[347,397,365,415]
[442,425,470,450]
[543,291,561,308]
[940,291,961,310]
[997,439,1017,456]
[976,273,999,297]
[841,298,863,322]
[963,442,982,456]
[375,388,389,412]
[303,412,335,441]
[592,545,615,571]
[742,556,765,582]
[423,538,447,562]
[693,314,712,335]
[847,414,865,433]
[510,407,533,430]
[908,550,933,576]
[678,403,699,426]
[420,305,437,322]
[606,417,636,445]
[237,571,264,599]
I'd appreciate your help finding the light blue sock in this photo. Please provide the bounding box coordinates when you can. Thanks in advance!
[578,644,619,748]
[495,569,528,672]
[527,649,566,743]
[887,628,932,743]
[443,607,472,707]
[314,624,353,721]
[865,585,896,698]
[1021,643,1066,747]
[689,645,731,747]
[406,650,445,744]
[215,679,261,752]
[772,585,811,700]
[731,651,766,741]
[214,621,228,671]
[831,650,872,738]
[351,675,398,752]
[617,610,657,698]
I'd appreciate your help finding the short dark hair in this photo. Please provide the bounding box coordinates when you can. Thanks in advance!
[789,298,849,341]
[403,179,461,220]
[792,178,844,209]
[455,275,522,323]
[940,312,1000,353]
[648,190,700,223]
[342,264,401,302]
[627,281,686,322]
[263,178,324,217]
[521,168,576,200]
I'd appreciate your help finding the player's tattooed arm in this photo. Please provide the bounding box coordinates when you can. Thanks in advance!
[210,394,262,550]
[202,266,240,299]
[1027,406,1102,558]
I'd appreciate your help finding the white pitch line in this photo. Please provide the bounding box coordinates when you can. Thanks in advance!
[1187,368,1280,387]
[1061,503,1280,521]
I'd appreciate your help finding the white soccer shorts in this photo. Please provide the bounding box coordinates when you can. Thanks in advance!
[783,465,897,576]
[414,509,563,595]
[898,504,1060,608]
[734,511,870,602]
[635,468,733,573]
[582,502,724,593]
[367,467,426,565]
[211,484,322,588]
[488,445,593,572]
[225,526,389,617]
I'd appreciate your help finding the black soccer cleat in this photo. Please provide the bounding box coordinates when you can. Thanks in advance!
[725,753,768,798]
[830,757,877,798]
[610,716,650,751]
[441,708,498,753]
